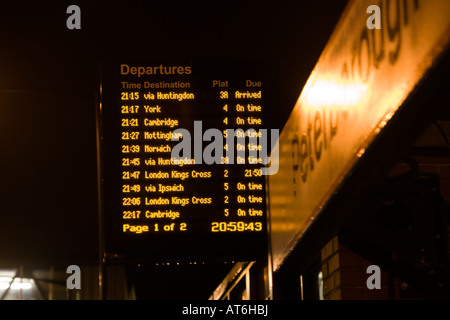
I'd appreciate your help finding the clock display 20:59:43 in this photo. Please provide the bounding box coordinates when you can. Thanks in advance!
[211,221,263,232]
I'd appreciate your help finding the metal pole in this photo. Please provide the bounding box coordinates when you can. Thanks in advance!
[49,265,54,300]
[265,174,274,300]
[18,266,23,300]
[96,62,105,300]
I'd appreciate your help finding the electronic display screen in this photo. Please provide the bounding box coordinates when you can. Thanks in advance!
[100,60,271,263]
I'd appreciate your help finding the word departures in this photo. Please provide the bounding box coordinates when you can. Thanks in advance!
[101,60,270,262]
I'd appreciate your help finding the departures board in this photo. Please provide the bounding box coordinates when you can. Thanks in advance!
[100,60,272,263]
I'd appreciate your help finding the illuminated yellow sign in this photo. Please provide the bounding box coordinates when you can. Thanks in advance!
[268,0,450,271]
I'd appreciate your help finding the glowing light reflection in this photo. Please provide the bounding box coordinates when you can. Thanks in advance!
[303,77,368,111]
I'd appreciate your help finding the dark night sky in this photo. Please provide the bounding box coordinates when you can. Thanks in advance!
[0,0,348,298]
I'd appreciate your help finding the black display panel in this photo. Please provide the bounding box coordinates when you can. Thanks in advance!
[100,60,271,263]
